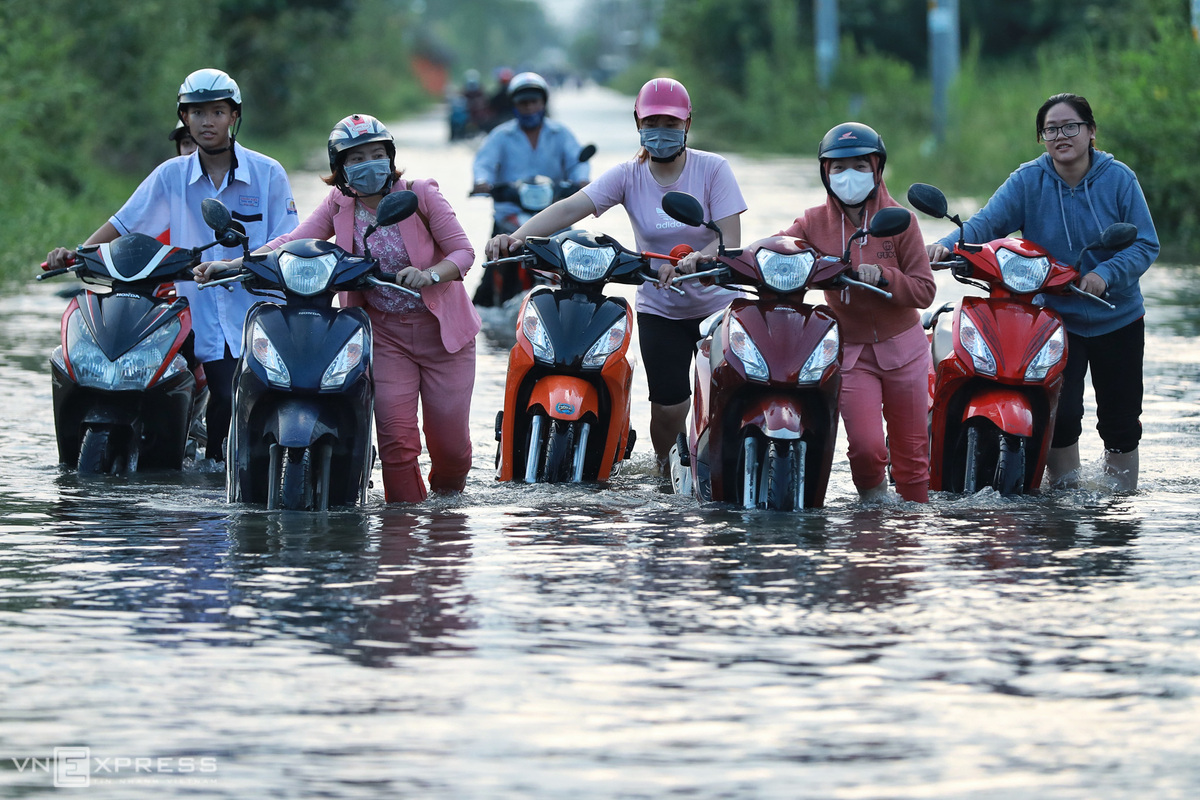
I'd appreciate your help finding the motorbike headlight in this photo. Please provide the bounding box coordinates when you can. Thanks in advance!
[322,328,367,389]
[996,248,1050,293]
[560,240,615,282]
[251,319,291,386]
[756,249,814,293]
[278,250,337,296]
[728,317,768,382]
[517,180,555,212]
[1025,325,1065,381]
[521,302,555,363]
[66,310,181,390]
[958,311,997,376]
[582,316,627,368]
[798,325,840,383]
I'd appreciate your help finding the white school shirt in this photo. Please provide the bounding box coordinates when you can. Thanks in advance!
[109,141,298,362]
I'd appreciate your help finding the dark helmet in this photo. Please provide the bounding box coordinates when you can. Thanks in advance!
[818,122,886,202]
[818,122,886,171]
[327,113,396,175]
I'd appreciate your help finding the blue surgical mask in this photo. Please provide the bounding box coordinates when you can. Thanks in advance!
[343,159,392,195]
[828,169,876,206]
[639,127,687,161]
[517,110,545,130]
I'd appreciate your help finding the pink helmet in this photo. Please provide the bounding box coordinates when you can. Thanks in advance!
[634,78,691,121]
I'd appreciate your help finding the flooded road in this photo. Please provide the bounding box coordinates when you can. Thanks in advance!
[2,86,1199,798]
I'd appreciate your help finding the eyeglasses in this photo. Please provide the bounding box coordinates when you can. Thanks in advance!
[1040,122,1087,141]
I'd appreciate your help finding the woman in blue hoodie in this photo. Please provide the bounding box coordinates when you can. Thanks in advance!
[926,93,1159,491]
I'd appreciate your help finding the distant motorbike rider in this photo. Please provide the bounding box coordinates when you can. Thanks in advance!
[471,72,590,304]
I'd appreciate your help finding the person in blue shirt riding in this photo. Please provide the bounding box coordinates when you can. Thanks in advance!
[471,72,590,305]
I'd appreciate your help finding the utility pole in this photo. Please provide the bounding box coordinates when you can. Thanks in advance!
[815,0,838,90]
[929,0,960,145]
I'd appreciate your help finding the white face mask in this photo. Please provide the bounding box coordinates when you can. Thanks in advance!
[828,169,876,205]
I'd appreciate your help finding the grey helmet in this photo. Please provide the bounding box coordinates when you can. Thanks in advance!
[507,71,549,104]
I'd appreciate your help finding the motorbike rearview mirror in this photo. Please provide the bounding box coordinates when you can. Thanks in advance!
[662,191,706,228]
[201,198,232,232]
[375,190,419,228]
[1098,222,1138,252]
[662,191,726,253]
[578,144,597,163]
[906,183,948,219]
[867,207,912,239]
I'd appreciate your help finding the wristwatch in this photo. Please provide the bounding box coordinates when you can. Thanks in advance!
[427,269,441,283]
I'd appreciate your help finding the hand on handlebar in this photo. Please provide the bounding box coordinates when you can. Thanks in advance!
[926,243,952,267]
[44,247,76,271]
[853,263,886,287]
[485,233,524,261]
[1076,271,1108,297]
[194,259,238,284]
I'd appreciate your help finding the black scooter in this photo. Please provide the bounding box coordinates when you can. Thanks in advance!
[200,191,420,510]
[37,202,237,473]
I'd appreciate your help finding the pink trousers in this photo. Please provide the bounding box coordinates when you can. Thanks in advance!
[369,308,476,503]
[840,335,932,502]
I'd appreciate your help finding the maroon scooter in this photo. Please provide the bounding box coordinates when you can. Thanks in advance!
[660,191,910,510]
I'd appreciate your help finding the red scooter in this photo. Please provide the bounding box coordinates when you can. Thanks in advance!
[907,183,1136,495]
[660,191,911,510]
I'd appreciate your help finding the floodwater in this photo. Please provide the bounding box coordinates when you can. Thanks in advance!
[2,86,1199,798]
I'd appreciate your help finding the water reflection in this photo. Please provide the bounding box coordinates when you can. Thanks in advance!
[223,511,475,665]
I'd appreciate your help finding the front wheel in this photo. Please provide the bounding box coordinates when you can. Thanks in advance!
[267,445,311,510]
[962,421,1028,496]
[540,419,575,483]
[78,427,116,474]
[765,440,804,511]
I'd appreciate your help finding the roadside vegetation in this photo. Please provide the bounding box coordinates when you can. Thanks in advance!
[3,0,1196,282]
[632,0,1200,259]
[0,0,551,281]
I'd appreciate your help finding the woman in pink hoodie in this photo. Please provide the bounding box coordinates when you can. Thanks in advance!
[781,123,936,502]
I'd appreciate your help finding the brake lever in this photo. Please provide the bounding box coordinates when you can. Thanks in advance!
[367,275,420,297]
[639,269,685,295]
[841,274,893,299]
[1068,282,1117,310]
[197,272,249,290]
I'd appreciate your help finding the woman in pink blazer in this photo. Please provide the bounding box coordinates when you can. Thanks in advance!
[200,114,480,502]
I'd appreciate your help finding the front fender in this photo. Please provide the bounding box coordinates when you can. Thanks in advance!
[963,388,1035,437]
[528,375,599,421]
[265,398,338,447]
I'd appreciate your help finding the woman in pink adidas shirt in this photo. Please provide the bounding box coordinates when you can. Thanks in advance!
[485,78,747,476]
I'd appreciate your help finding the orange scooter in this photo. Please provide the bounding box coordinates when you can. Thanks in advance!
[487,229,683,483]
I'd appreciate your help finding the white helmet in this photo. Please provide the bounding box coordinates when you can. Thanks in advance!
[507,72,549,103]
[177,68,242,111]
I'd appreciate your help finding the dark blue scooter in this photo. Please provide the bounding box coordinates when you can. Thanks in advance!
[201,191,419,510]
